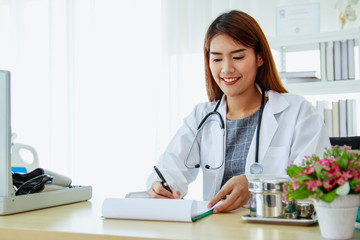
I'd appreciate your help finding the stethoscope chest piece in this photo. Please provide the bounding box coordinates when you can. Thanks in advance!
[250,162,263,174]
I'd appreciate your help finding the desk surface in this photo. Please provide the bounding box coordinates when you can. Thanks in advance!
[0,197,359,240]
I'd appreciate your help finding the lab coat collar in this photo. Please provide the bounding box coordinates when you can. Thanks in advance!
[254,83,289,114]
[216,85,289,117]
[266,90,289,115]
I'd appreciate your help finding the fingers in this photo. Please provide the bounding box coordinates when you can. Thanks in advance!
[147,181,180,199]
[214,191,249,213]
[171,188,181,199]
[208,188,227,208]
[209,175,250,213]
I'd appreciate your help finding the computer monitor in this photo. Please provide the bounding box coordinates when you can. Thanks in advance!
[0,70,92,215]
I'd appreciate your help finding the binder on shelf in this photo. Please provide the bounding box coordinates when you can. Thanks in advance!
[324,108,333,137]
[341,40,348,80]
[320,42,327,82]
[347,39,355,80]
[339,100,347,137]
[347,99,354,136]
[326,41,334,81]
[334,41,342,80]
[316,100,329,121]
[352,100,357,136]
[332,101,340,137]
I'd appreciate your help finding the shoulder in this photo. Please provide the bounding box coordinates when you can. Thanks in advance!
[267,90,320,123]
[268,90,314,111]
[189,101,218,119]
[269,90,308,103]
[182,100,221,128]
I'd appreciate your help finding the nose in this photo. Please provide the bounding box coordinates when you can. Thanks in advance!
[221,58,235,75]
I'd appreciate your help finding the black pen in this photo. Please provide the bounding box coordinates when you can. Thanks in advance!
[153,166,173,193]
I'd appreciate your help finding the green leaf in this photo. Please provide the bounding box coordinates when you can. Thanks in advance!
[291,189,313,200]
[336,155,348,170]
[287,165,303,178]
[296,174,313,181]
[349,178,359,191]
[314,163,322,180]
[320,190,336,203]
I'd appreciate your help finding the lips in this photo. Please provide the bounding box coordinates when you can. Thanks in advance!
[221,77,240,85]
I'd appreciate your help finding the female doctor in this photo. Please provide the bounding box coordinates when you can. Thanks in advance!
[146,10,330,213]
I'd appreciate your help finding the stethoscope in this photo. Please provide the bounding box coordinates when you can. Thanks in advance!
[184,88,266,174]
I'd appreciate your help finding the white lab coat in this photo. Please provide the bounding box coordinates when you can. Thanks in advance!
[146,89,331,200]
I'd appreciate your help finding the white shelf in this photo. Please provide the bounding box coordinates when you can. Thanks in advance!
[269,27,360,51]
[284,79,360,96]
[269,28,360,97]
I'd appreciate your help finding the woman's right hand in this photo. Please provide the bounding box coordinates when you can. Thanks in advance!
[146,181,181,199]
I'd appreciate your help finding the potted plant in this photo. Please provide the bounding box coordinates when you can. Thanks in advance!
[283,145,360,239]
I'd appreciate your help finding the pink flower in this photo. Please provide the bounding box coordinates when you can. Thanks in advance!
[336,177,346,186]
[287,159,295,167]
[304,165,315,174]
[318,158,332,170]
[341,170,353,181]
[305,180,321,191]
[340,145,351,151]
[312,192,323,199]
[322,180,335,192]
[286,145,360,201]
[291,182,299,190]
[328,165,341,178]
[354,161,360,168]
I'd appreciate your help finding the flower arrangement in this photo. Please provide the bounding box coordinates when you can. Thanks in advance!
[283,145,360,203]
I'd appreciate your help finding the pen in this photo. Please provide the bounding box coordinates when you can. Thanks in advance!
[153,166,173,193]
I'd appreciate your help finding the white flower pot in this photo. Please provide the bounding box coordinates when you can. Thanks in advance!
[313,195,360,240]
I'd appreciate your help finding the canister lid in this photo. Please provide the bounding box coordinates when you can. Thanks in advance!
[248,178,288,193]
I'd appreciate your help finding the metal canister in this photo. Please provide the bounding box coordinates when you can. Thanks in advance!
[248,178,289,218]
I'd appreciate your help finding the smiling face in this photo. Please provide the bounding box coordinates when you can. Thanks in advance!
[209,34,263,99]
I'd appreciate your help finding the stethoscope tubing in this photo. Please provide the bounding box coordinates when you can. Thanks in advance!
[184,88,265,170]
[254,89,265,165]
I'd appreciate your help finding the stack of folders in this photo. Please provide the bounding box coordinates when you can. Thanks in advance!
[316,99,358,137]
[319,39,356,81]
[279,71,321,84]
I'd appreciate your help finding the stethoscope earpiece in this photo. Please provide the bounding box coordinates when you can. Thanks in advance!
[205,165,210,169]
[195,164,200,168]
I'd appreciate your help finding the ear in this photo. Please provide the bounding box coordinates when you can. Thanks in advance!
[256,53,264,67]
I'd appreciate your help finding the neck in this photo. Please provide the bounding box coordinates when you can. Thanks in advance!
[226,87,262,120]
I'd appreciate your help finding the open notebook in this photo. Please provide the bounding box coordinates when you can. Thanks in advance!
[102,198,222,222]
[0,70,92,215]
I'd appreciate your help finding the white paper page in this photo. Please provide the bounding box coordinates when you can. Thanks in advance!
[191,201,221,217]
[102,198,195,222]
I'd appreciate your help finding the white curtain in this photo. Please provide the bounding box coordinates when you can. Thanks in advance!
[1,0,352,200]
[1,0,251,199]
[0,0,163,198]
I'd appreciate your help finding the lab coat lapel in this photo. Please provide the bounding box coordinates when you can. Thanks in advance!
[258,91,289,164]
[211,95,227,197]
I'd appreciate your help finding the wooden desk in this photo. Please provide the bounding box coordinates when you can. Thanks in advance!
[0,197,359,240]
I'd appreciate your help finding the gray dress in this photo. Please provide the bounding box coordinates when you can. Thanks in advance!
[221,109,260,187]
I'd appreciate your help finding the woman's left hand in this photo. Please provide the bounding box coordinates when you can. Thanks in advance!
[207,175,250,213]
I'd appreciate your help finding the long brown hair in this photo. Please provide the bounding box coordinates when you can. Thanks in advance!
[204,10,287,101]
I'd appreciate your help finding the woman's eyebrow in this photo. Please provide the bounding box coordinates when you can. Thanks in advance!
[210,48,247,55]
